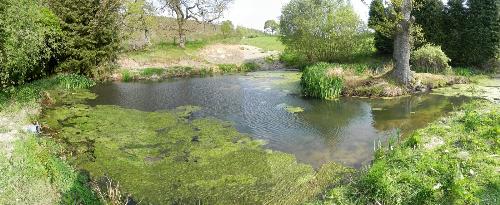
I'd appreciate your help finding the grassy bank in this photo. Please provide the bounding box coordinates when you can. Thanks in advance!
[300,62,472,99]
[0,75,100,204]
[316,100,499,204]
[117,62,261,81]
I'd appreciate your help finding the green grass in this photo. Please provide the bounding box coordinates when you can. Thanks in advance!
[0,136,100,204]
[301,63,344,100]
[141,68,166,77]
[0,75,100,204]
[122,40,207,65]
[318,101,500,204]
[0,74,95,108]
[240,36,285,52]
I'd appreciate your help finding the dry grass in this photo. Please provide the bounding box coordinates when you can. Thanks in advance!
[92,176,132,205]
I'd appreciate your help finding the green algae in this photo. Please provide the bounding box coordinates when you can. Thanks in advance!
[42,101,338,204]
[246,71,302,94]
[432,78,500,103]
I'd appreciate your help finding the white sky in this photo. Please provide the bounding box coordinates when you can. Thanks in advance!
[224,0,370,30]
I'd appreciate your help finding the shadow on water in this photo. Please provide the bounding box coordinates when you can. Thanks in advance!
[88,72,470,168]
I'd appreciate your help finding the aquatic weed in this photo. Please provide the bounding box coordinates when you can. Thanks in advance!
[301,63,344,100]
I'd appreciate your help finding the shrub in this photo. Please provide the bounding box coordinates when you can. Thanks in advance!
[411,44,451,74]
[301,63,344,100]
[0,0,63,88]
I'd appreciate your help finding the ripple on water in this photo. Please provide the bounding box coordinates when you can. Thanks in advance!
[88,72,470,168]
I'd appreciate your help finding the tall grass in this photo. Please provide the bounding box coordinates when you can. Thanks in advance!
[1,74,95,106]
[301,63,344,100]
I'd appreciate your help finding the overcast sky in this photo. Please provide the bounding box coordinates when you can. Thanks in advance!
[223,0,370,30]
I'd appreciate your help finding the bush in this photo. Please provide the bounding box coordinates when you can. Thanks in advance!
[0,0,63,88]
[280,0,371,63]
[411,44,451,74]
[301,63,344,100]
[218,64,239,73]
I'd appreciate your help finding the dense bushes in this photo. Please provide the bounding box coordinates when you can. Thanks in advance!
[411,44,451,74]
[0,0,121,88]
[0,0,63,88]
[301,63,343,100]
[280,0,373,63]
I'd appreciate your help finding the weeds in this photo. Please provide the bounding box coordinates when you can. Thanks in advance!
[92,176,132,205]
[301,63,344,100]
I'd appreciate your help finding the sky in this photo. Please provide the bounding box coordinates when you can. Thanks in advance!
[223,0,371,30]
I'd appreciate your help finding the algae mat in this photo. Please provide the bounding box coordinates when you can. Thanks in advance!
[42,102,340,204]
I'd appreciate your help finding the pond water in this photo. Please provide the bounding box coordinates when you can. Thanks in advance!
[89,71,469,168]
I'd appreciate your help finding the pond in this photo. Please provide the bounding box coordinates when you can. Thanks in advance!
[88,71,470,169]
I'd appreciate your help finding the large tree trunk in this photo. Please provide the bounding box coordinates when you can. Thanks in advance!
[392,0,413,86]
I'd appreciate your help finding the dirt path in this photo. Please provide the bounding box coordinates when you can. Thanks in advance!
[119,44,283,70]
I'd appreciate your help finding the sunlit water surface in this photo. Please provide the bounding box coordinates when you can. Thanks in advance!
[88,71,469,168]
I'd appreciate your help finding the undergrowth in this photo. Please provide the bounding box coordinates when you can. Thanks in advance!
[301,63,344,100]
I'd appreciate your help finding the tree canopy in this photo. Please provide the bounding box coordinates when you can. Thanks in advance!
[280,0,369,62]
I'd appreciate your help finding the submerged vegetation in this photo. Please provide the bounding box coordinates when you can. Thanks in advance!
[41,96,345,204]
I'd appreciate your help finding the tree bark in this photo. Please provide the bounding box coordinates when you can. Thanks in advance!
[392,0,413,86]
[177,19,186,48]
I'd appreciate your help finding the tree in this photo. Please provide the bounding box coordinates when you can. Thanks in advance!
[368,0,394,54]
[464,0,499,67]
[280,0,369,62]
[413,0,445,46]
[264,20,279,35]
[221,20,234,38]
[47,0,122,79]
[442,0,468,66]
[392,0,413,85]
[159,0,234,48]
[122,0,156,49]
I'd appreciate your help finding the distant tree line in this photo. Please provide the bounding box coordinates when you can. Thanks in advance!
[369,0,499,69]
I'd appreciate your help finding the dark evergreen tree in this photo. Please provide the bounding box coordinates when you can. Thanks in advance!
[465,0,500,67]
[413,0,446,46]
[368,0,394,54]
[47,0,122,78]
[443,0,468,66]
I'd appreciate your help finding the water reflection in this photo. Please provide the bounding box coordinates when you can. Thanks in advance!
[89,72,469,168]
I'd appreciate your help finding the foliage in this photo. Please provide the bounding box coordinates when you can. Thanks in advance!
[301,63,344,100]
[218,64,239,73]
[411,44,451,74]
[141,68,165,77]
[368,0,395,54]
[47,0,121,79]
[0,74,95,107]
[413,0,446,46]
[280,0,370,63]
[0,0,63,88]
[121,0,156,50]
[461,0,500,68]
[264,20,279,35]
[241,62,260,72]
[221,20,234,38]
